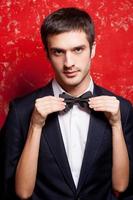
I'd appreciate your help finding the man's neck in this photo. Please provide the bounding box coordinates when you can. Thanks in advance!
[55,76,92,97]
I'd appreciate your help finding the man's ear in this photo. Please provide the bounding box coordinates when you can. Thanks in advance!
[90,42,96,59]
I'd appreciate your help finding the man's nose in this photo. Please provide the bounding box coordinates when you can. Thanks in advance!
[64,52,75,68]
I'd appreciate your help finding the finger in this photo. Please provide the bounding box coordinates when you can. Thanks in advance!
[36,96,64,103]
[35,97,65,108]
[35,101,66,116]
[89,105,115,112]
[89,96,119,109]
[90,95,117,101]
[89,101,119,109]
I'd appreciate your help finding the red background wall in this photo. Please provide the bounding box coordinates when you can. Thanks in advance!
[0,0,133,127]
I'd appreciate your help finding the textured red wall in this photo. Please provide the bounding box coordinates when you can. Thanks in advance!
[0,0,133,127]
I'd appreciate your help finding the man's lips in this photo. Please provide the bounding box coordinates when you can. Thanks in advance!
[63,70,79,77]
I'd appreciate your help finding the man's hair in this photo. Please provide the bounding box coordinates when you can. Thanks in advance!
[41,7,95,55]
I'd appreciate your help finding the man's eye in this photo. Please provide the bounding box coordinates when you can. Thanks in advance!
[52,50,63,56]
[74,48,83,54]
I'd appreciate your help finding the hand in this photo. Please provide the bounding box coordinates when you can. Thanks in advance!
[89,96,121,127]
[31,96,66,128]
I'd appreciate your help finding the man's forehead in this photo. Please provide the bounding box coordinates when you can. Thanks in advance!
[47,31,89,49]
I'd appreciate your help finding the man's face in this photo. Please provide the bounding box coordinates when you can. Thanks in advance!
[47,30,95,93]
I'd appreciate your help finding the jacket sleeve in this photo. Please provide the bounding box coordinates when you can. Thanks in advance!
[121,101,133,199]
[2,101,26,200]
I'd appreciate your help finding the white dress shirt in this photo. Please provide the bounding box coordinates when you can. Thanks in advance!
[52,78,94,187]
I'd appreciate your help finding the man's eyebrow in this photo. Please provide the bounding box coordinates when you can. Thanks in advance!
[50,45,86,51]
[49,47,65,51]
[73,44,86,49]
[72,45,86,50]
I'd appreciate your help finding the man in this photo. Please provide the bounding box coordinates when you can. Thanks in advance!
[2,7,133,200]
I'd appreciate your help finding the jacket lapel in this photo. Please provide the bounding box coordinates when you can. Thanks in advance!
[40,81,76,193]
[77,84,109,193]
[43,113,76,192]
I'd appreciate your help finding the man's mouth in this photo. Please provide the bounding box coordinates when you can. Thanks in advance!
[63,70,79,78]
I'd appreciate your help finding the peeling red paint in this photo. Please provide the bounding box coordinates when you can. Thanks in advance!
[0,0,133,126]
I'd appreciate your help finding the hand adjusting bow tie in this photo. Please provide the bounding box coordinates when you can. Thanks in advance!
[59,91,93,112]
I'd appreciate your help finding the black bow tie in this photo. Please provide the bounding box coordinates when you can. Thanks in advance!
[59,91,93,112]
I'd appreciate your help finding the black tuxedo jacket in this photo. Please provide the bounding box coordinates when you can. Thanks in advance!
[1,81,133,200]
